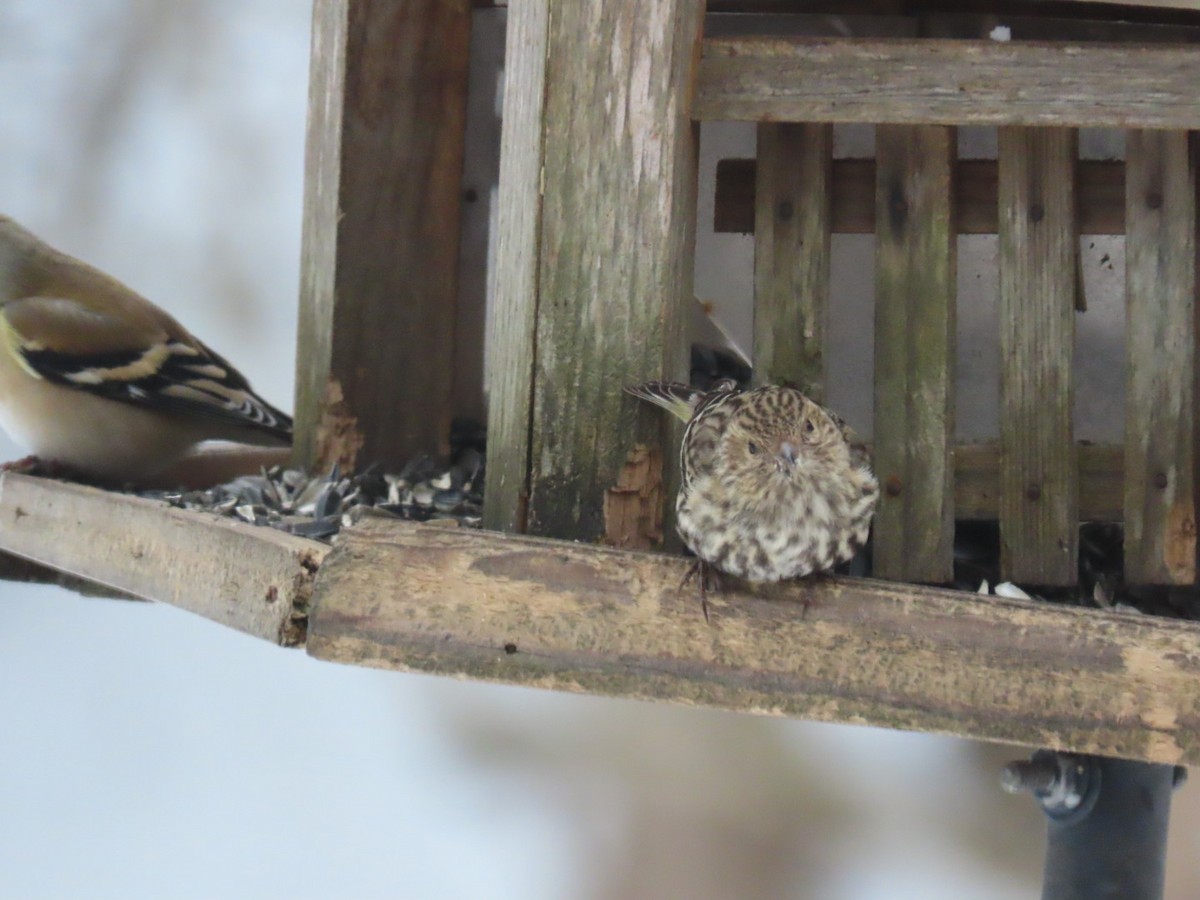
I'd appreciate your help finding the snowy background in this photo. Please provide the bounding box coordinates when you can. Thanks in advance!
[0,3,1196,898]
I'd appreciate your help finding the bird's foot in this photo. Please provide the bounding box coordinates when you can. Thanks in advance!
[680,559,723,622]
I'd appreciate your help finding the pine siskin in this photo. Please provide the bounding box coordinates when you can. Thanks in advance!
[626,380,878,608]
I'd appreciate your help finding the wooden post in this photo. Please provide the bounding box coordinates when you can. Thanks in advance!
[998,128,1079,584]
[482,0,550,534]
[486,0,704,546]
[872,125,956,583]
[296,0,471,473]
[1124,130,1196,584]
[752,123,831,397]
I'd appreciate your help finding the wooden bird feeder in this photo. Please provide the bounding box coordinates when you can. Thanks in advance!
[2,0,1200,784]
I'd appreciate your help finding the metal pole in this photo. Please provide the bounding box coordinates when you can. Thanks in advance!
[1002,750,1183,900]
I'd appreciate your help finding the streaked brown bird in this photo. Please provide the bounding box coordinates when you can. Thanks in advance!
[0,214,292,482]
[626,380,878,613]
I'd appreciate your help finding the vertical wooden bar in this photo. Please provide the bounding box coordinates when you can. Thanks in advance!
[482,0,550,533]
[753,123,832,397]
[525,1,703,545]
[872,125,956,583]
[1124,130,1196,584]
[998,128,1078,585]
[296,0,471,473]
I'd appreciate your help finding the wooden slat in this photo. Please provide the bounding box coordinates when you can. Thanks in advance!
[1124,130,1197,584]
[955,443,1122,522]
[526,1,703,546]
[872,125,956,582]
[296,0,471,473]
[0,475,328,645]
[715,158,1126,236]
[998,128,1079,584]
[482,0,550,533]
[308,518,1200,767]
[694,38,1200,129]
[0,551,139,602]
[752,123,831,395]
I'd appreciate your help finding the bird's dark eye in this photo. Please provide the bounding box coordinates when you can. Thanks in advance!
[747,441,760,455]
[804,420,816,434]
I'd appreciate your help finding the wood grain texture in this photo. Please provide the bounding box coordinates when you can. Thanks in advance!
[528,1,703,544]
[482,0,550,533]
[753,123,831,395]
[0,475,327,644]
[872,126,955,583]
[955,442,1122,522]
[1124,130,1196,584]
[308,518,1200,766]
[715,158,1126,236]
[998,128,1079,584]
[694,38,1200,128]
[0,551,139,601]
[296,0,471,473]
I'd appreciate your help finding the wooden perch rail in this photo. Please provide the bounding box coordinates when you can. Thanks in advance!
[0,474,327,645]
[308,517,1200,767]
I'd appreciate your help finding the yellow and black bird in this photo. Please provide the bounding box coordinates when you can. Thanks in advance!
[0,214,291,482]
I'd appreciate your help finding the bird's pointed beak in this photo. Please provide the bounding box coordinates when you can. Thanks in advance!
[777,441,798,467]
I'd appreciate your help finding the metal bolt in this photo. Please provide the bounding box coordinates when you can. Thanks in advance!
[885,475,903,497]
[1026,483,1042,501]
[1002,758,1060,795]
[1154,472,1169,490]
[1001,751,1096,817]
[777,200,794,221]
[1030,204,1045,223]
[1146,192,1163,210]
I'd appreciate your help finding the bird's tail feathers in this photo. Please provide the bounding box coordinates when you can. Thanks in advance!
[624,380,703,423]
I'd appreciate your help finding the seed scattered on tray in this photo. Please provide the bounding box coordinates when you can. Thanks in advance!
[142,419,487,542]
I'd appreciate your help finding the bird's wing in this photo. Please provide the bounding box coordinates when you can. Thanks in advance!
[679,382,740,485]
[1,296,292,442]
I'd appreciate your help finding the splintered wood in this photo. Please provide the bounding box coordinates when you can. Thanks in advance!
[603,445,664,550]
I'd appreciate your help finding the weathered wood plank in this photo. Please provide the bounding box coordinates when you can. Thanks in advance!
[0,475,327,644]
[694,38,1200,129]
[955,443,1122,522]
[527,1,703,546]
[0,551,139,602]
[482,0,550,533]
[308,518,1200,766]
[752,122,831,395]
[296,0,471,473]
[998,128,1079,584]
[1124,130,1197,584]
[715,158,1126,236]
[872,125,955,582]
